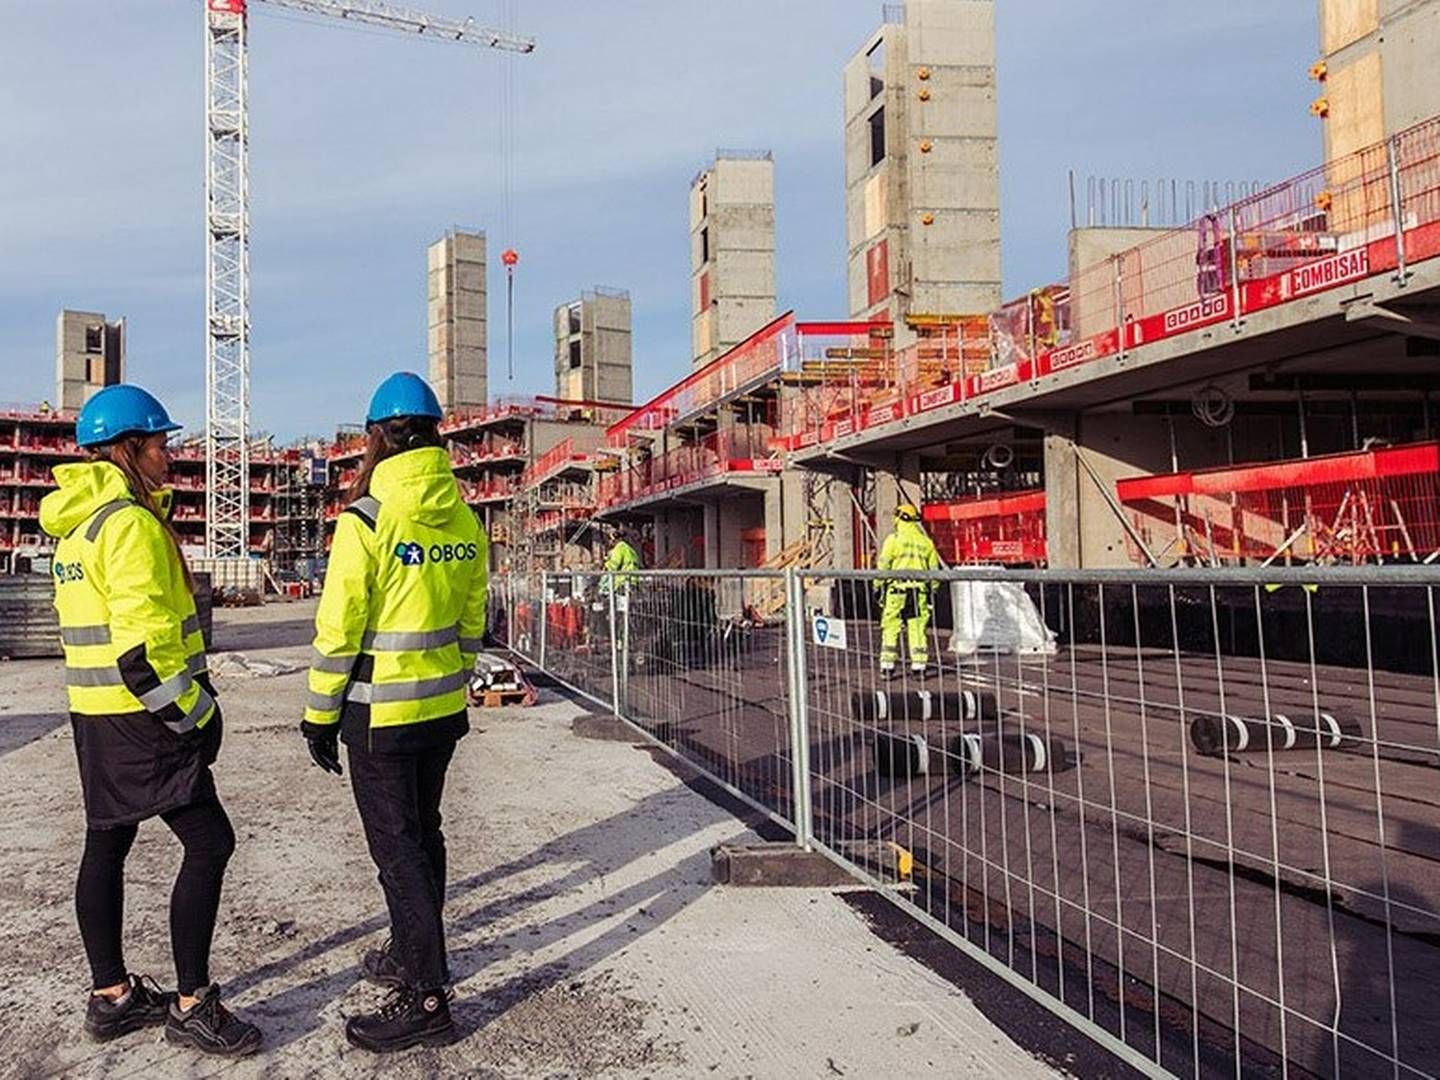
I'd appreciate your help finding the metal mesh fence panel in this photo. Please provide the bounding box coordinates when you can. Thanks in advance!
[613,571,797,830]
[495,564,1439,1078]
[799,568,1440,1079]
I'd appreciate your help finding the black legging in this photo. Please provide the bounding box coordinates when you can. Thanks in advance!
[75,798,236,995]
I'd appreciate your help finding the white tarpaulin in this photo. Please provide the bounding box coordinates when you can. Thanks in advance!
[947,580,1057,656]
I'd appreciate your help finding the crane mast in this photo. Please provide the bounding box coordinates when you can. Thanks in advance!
[202,0,533,559]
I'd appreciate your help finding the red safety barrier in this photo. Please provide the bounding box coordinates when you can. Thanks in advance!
[607,313,796,447]
[521,438,590,490]
[596,430,784,511]
[923,490,1047,565]
[1117,441,1440,564]
[780,115,1440,451]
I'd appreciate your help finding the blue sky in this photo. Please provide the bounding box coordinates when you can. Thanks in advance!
[0,1,1318,440]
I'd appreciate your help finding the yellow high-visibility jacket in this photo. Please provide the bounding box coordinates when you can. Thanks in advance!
[40,462,215,731]
[601,538,640,592]
[304,447,488,749]
[877,520,940,588]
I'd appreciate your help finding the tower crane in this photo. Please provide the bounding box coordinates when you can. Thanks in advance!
[203,0,534,558]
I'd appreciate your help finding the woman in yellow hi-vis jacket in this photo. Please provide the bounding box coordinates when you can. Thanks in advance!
[39,385,261,1057]
[301,372,488,1053]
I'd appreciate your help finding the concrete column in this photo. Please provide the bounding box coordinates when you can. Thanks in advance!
[1034,410,1174,569]
[703,503,721,568]
[830,476,858,569]
[764,472,806,561]
[873,453,923,532]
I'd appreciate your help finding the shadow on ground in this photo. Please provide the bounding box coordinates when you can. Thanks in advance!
[236,781,738,1053]
[0,712,67,759]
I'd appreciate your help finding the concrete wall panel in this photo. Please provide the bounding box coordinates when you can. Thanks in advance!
[912,76,997,140]
[714,249,776,296]
[1381,2,1440,133]
[1327,51,1385,162]
[1321,0,1378,53]
[713,159,774,206]
[906,0,994,69]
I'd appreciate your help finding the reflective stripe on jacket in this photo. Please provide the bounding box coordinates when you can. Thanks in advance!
[39,462,214,733]
[877,520,940,588]
[304,447,489,736]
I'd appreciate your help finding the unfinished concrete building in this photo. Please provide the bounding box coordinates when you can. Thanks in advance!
[690,151,777,370]
[427,230,488,411]
[554,288,634,405]
[843,1,1000,329]
[55,310,125,413]
[1315,0,1440,166]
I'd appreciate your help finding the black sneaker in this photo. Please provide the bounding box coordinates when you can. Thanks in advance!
[164,984,262,1057]
[345,987,455,1053]
[84,974,174,1042]
[360,937,408,990]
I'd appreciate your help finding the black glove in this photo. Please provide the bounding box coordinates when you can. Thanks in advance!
[304,728,343,775]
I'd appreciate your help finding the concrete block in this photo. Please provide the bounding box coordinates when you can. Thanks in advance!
[571,713,637,742]
[710,843,856,887]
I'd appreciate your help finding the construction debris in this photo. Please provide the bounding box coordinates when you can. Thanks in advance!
[468,651,537,708]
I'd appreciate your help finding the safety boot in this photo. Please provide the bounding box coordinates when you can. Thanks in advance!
[360,936,407,989]
[345,986,455,1053]
[164,984,263,1057]
[83,974,173,1042]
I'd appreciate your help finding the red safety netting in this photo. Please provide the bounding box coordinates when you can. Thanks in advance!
[923,490,1047,566]
[1117,441,1440,565]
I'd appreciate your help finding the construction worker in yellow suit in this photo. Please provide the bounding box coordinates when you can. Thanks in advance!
[876,504,940,680]
[601,530,640,593]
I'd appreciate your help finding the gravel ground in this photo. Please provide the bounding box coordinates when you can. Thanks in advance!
[0,601,1059,1079]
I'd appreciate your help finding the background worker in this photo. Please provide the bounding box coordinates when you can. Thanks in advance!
[40,385,261,1057]
[602,527,641,590]
[301,372,488,1054]
[875,503,941,680]
[600,527,642,680]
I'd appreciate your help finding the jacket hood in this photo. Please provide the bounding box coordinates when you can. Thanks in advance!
[40,462,136,539]
[370,447,463,526]
[897,519,929,539]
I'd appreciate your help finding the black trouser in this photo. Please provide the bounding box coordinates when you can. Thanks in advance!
[348,740,456,990]
[75,798,236,996]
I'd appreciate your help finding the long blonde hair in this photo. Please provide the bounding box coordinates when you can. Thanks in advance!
[89,436,195,591]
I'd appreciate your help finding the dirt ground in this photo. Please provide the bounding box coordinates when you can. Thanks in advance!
[0,601,1059,1079]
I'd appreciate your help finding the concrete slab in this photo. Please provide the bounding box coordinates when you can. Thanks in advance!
[0,601,1060,1078]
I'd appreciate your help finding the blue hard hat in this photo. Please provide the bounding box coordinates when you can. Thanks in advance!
[75,384,182,448]
[366,372,443,425]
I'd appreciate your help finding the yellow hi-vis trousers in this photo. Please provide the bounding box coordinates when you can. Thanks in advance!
[880,585,931,669]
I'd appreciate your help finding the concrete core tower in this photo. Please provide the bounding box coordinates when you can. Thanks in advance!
[427,229,488,411]
[690,151,777,370]
[554,288,633,404]
[844,0,1001,330]
[55,310,125,413]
